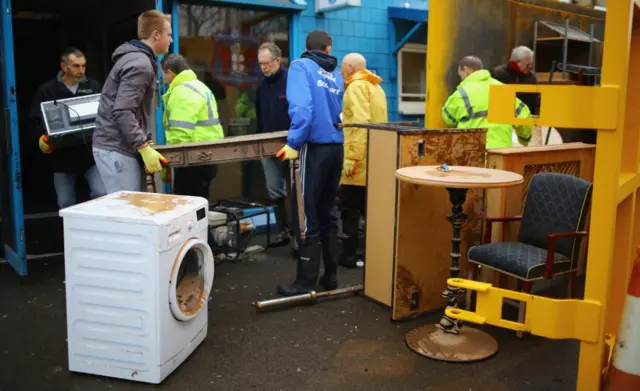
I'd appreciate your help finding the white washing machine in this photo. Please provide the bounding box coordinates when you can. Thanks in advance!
[60,191,215,384]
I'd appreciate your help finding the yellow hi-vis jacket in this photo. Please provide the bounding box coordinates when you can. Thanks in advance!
[162,70,224,145]
[442,70,532,149]
[340,69,388,187]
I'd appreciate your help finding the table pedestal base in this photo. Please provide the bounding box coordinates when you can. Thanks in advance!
[405,324,498,363]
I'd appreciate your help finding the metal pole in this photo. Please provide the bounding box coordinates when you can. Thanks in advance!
[253,284,364,311]
[562,17,569,80]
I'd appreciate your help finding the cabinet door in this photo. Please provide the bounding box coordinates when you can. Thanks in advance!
[392,130,486,320]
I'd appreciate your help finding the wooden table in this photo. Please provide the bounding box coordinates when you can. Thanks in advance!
[358,125,487,321]
[396,165,523,363]
[145,131,288,193]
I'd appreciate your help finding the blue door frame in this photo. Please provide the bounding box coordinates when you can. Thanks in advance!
[1,0,27,276]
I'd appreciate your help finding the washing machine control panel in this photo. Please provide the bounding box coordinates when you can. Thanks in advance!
[196,207,206,221]
[161,207,210,250]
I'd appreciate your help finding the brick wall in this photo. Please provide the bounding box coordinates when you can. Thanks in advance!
[299,3,426,124]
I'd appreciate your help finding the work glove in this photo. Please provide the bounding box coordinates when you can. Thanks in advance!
[342,158,359,178]
[138,145,168,174]
[160,166,172,184]
[275,145,299,161]
[39,135,54,154]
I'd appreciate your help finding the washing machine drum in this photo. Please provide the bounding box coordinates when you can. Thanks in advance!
[169,238,215,321]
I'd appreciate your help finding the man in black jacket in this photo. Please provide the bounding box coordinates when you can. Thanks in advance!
[30,48,105,209]
[256,42,292,246]
[491,46,540,116]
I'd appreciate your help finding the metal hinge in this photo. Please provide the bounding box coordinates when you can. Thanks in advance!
[444,278,603,343]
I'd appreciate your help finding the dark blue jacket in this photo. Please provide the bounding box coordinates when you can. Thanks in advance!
[255,66,291,133]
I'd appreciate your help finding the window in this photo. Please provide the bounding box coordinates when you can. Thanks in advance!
[178,4,290,136]
[397,43,426,115]
[177,4,291,201]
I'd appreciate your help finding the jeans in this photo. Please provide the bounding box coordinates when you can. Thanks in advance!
[93,148,143,194]
[261,157,287,200]
[53,165,106,209]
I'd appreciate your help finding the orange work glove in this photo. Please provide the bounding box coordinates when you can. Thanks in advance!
[342,158,359,177]
[39,135,54,154]
[275,145,299,161]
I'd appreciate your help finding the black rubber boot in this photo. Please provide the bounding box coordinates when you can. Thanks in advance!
[319,229,338,291]
[269,197,291,247]
[277,242,322,296]
[339,208,360,268]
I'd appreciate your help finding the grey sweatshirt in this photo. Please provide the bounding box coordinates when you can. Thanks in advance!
[93,41,157,158]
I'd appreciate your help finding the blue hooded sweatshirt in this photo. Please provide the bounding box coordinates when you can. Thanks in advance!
[285,50,344,151]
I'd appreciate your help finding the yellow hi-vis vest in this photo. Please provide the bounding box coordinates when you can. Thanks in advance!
[442,69,532,149]
[162,70,224,145]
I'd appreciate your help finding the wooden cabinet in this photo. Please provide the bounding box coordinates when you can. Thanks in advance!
[363,126,487,320]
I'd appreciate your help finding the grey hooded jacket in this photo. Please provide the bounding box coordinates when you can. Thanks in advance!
[93,41,157,158]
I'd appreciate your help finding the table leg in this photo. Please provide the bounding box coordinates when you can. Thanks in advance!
[145,173,156,193]
[438,188,468,334]
[404,187,498,363]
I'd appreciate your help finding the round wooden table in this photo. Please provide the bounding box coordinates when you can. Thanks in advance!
[396,165,523,363]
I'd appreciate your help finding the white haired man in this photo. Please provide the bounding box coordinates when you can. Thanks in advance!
[491,46,540,116]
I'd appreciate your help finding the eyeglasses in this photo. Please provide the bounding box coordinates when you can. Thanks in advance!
[259,57,277,66]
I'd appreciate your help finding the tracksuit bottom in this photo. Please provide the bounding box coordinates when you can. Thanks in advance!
[277,143,344,296]
[339,185,366,267]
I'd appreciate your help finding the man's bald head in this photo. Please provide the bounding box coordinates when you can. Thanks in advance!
[457,55,484,81]
[341,53,367,79]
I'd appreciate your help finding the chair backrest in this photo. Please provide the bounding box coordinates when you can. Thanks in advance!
[517,173,593,261]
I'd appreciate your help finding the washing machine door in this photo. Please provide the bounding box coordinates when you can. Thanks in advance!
[169,238,215,321]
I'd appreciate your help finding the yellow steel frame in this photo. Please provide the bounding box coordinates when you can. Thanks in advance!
[426,1,640,390]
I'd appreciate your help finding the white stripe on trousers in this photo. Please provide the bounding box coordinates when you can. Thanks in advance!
[299,144,309,237]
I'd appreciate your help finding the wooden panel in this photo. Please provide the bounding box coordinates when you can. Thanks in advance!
[364,130,399,306]
[392,129,486,320]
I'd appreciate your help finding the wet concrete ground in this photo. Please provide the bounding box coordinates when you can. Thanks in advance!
[0,243,579,391]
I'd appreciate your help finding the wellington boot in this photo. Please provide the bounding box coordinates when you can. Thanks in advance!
[319,229,338,290]
[277,242,322,296]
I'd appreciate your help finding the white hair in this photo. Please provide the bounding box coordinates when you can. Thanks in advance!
[510,46,534,62]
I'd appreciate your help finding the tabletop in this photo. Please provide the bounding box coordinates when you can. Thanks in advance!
[395,165,524,189]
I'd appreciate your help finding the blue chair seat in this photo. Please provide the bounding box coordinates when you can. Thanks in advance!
[468,242,571,280]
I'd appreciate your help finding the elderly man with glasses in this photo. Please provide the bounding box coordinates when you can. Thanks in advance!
[255,42,292,247]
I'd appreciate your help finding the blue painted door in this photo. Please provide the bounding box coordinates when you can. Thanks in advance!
[0,0,27,275]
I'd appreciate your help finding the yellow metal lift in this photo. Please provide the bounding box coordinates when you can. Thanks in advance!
[426,1,640,390]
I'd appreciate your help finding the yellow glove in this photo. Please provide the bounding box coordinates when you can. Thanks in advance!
[343,158,359,177]
[275,145,299,161]
[138,145,168,174]
[39,135,54,154]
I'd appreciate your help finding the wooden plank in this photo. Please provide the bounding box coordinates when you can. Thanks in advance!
[364,130,399,306]
[488,142,595,155]
[391,129,486,320]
